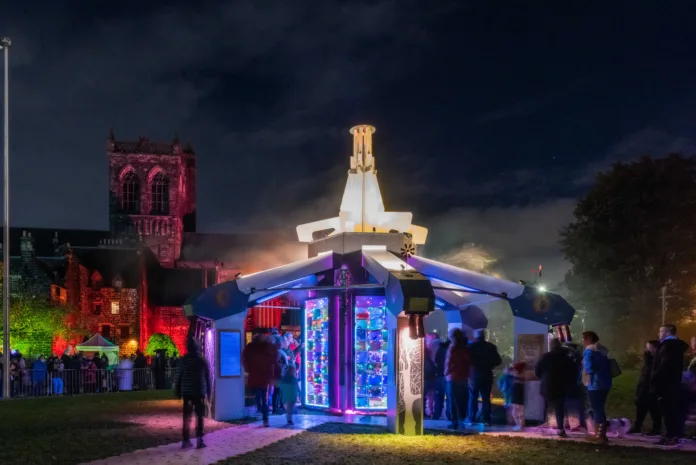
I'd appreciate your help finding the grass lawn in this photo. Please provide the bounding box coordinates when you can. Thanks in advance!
[0,390,231,465]
[0,369,666,465]
[223,422,694,465]
[606,370,641,418]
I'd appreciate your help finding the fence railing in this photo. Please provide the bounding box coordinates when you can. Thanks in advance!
[0,368,174,399]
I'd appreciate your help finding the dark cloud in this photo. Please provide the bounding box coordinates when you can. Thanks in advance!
[1,2,696,289]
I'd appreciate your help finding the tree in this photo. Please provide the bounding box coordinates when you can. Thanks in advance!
[560,155,696,349]
[0,297,73,357]
[145,332,180,357]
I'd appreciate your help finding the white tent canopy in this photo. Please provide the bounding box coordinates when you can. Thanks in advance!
[76,334,120,366]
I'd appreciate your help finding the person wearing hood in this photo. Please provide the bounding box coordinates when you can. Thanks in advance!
[32,355,48,396]
[650,324,689,446]
[629,340,661,436]
[582,331,612,443]
[176,338,211,450]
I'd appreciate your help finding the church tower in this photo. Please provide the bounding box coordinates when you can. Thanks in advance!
[107,130,196,266]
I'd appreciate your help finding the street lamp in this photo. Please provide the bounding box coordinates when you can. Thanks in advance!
[1,37,10,399]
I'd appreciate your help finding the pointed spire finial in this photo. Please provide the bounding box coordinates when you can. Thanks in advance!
[173,133,180,145]
[108,128,115,141]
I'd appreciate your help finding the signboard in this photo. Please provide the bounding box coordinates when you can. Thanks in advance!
[218,330,242,378]
[516,333,546,378]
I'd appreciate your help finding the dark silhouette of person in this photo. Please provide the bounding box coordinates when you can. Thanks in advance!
[629,340,661,435]
[467,328,501,426]
[176,338,211,449]
[650,324,688,446]
[444,328,471,430]
[242,334,278,427]
[434,335,450,420]
[535,338,576,438]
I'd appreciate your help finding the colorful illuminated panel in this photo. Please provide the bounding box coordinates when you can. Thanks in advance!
[354,295,388,410]
[304,297,330,408]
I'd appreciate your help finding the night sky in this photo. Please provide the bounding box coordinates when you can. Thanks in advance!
[2,1,696,286]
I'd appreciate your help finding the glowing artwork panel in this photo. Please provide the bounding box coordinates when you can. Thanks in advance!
[354,295,389,410]
[304,297,330,408]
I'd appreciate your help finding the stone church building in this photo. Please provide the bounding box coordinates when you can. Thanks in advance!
[1,132,300,357]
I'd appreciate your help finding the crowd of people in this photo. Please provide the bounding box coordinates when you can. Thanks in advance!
[424,323,696,447]
[424,327,502,429]
[0,347,172,398]
[242,329,303,427]
[518,325,694,446]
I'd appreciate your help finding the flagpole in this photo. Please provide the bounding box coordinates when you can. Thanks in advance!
[1,37,10,400]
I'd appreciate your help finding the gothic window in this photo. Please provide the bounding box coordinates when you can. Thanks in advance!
[150,172,169,214]
[121,171,140,213]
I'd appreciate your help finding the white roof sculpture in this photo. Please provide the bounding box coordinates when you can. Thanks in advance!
[296,125,428,244]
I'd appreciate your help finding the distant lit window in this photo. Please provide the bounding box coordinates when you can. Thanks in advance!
[121,171,140,213]
[111,301,120,315]
[150,172,169,214]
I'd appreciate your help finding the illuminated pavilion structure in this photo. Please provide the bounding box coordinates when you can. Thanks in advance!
[183,125,575,435]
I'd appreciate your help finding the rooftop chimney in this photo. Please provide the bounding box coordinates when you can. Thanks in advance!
[20,231,34,262]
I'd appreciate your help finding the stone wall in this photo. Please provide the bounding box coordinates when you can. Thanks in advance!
[107,138,195,266]
[90,287,140,356]
[152,306,189,355]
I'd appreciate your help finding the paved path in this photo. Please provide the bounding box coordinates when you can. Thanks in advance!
[81,415,331,465]
[81,414,696,465]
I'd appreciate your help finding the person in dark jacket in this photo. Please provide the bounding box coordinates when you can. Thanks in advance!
[629,340,661,435]
[423,334,438,418]
[242,334,278,427]
[434,337,450,420]
[271,335,290,414]
[444,328,471,430]
[176,338,211,450]
[536,338,576,437]
[563,343,587,432]
[650,324,689,446]
[467,328,502,426]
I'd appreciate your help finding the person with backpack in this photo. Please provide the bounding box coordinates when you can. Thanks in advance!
[581,331,613,444]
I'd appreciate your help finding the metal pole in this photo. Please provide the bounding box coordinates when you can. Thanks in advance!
[1,37,10,400]
[660,285,666,326]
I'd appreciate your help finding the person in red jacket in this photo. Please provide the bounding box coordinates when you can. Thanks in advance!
[242,334,278,427]
[445,328,471,430]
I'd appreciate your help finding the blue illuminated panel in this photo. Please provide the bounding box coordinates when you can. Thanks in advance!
[354,295,388,410]
[304,297,329,408]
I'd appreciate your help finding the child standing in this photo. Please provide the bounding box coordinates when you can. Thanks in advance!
[280,365,299,426]
[511,362,526,431]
